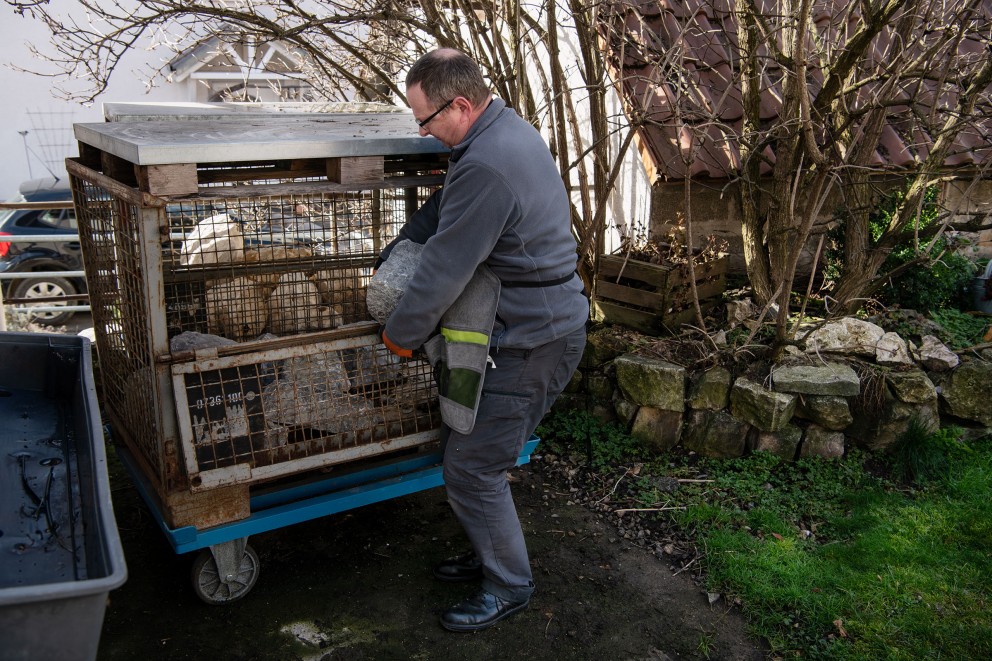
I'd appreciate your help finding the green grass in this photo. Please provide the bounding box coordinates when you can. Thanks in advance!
[538,411,992,659]
[695,440,992,659]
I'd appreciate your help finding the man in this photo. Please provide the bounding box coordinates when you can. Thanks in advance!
[377,49,588,632]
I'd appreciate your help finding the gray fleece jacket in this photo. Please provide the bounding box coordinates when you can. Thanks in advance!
[380,98,588,351]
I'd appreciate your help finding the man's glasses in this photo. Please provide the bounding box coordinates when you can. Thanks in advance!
[417,99,455,128]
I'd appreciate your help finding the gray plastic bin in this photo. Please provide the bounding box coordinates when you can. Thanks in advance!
[0,333,127,661]
[973,260,992,314]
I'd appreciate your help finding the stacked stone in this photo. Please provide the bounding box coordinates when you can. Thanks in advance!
[561,317,992,460]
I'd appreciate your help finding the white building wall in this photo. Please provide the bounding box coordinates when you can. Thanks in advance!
[0,1,191,199]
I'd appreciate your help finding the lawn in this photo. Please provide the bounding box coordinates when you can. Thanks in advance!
[538,412,992,659]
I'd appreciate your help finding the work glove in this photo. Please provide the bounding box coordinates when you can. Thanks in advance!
[379,327,414,358]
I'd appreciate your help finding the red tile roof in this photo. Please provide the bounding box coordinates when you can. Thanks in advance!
[602,0,992,182]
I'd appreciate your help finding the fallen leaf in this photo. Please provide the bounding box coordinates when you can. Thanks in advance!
[771,532,784,540]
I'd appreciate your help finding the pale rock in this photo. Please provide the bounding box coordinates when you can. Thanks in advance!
[805,318,885,357]
[726,298,756,327]
[914,335,959,371]
[875,331,913,366]
[366,240,424,323]
[205,276,269,340]
[770,363,860,396]
[180,213,244,266]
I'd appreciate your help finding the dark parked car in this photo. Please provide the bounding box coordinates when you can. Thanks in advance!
[0,177,84,326]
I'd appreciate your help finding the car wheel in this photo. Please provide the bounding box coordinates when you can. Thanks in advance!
[8,276,77,326]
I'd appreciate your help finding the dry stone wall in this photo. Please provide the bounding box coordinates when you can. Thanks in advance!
[559,318,992,460]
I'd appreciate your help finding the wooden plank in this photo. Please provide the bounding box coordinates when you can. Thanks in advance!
[100,151,138,187]
[327,155,385,184]
[67,158,166,208]
[667,275,727,302]
[77,141,103,170]
[161,483,251,529]
[596,279,666,309]
[137,163,199,196]
[662,300,719,328]
[666,256,729,287]
[599,255,673,288]
[591,299,663,334]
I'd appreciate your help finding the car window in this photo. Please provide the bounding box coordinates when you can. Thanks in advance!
[21,209,76,231]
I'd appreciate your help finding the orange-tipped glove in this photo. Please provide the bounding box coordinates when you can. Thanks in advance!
[380,328,414,358]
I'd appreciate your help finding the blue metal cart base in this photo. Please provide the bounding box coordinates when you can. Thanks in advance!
[118,435,540,604]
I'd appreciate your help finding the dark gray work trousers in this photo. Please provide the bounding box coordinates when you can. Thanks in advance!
[441,325,586,603]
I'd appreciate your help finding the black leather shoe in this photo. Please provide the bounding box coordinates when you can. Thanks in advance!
[433,551,483,582]
[439,590,529,632]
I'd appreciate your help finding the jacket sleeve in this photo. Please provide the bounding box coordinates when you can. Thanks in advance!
[374,188,442,269]
[382,162,516,352]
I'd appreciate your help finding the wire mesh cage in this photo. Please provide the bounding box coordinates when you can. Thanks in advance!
[67,115,447,524]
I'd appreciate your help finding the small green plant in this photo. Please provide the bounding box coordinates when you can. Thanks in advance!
[536,409,646,471]
[890,419,967,485]
[930,308,990,349]
[824,185,979,312]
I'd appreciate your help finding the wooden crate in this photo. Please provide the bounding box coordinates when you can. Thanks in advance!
[592,253,728,333]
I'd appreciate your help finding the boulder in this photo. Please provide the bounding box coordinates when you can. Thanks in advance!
[793,395,853,431]
[875,332,913,366]
[914,335,959,371]
[748,422,801,460]
[730,378,797,432]
[630,406,683,452]
[726,298,756,327]
[940,360,992,426]
[800,425,845,459]
[771,363,860,396]
[805,318,885,357]
[366,240,423,323]
[582,328,630,367]
[687,366,732,410]
[614,354,686,411]
[886,369,937,405]
[683,409,749,458]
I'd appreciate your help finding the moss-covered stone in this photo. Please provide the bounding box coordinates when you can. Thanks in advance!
[940,360,992,426]
[613,394,638,430]
[581,327,632,367]
[683,409,748,458]
[614,354,685,411]
[885,369,937,405]
[687,366,731,410]
[793,395,853,431]
[748,423,801,460]
[729,378,797,432]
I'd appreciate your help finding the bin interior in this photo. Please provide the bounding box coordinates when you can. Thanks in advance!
[0,336,113,590]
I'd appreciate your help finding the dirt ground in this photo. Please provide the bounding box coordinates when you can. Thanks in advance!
[96,450,768,661]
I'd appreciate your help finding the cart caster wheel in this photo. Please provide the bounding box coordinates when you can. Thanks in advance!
[191,544,260,605]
